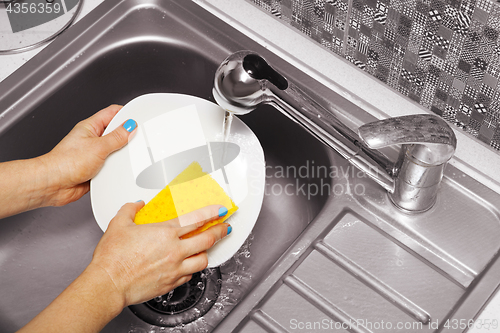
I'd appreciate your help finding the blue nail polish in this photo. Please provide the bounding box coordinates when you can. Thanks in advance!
[218,207,228,217]
[135,200,143,203]
[123,119,136,132]
[227,225,232,235]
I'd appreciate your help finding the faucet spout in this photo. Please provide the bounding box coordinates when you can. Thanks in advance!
[214,51,457,213]
[213,51,275,115]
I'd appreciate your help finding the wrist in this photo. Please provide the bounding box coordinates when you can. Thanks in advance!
[81,262,127,318]
[33,153,64,207]
[0,156,60,218]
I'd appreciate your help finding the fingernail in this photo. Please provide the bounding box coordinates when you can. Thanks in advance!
[135,200,143,203]
[123,119,137,132]
[218,206,228,217]
[227,225,232,236]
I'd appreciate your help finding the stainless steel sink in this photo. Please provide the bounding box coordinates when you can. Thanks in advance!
[1,0,500,332]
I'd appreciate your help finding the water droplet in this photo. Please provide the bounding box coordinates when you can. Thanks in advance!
[162,300,168,306]
[197,282,204,290]
[154,296,162,302]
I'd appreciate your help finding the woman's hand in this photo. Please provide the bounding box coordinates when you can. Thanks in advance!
[90,201,232,307]
[17,203,232,333]
[0,105,135,219]
[39,104,136,207]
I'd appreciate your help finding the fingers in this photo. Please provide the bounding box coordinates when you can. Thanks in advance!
[83,104,135,157]
[172,275,193,290]
[85,105,124,137]
[180,222,231,258]
[181,252,209,274]
[175,205,228,236]
[99,118,137,156]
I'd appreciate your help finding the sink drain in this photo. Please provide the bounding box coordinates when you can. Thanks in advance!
[146,272,205,314]
[129,268,222,327]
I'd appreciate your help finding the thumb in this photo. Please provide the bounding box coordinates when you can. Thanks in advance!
[100,119,137,156]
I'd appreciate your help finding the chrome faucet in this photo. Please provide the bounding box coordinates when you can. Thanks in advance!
[213,51,457,213]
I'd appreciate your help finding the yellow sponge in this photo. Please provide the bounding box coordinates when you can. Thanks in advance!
[134,162,238,238]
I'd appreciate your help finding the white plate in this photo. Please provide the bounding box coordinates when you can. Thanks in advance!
[90,93,265,267]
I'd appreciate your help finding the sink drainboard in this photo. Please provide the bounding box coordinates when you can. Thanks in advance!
[241,212,485,333]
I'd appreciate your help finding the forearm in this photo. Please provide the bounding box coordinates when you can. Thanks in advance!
[0,106,134,219]
[17,263,125,333]
[0,157,57,219]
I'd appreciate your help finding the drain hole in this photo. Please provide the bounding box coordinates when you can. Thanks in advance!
[129,268,222,327]
[146,271,204,314]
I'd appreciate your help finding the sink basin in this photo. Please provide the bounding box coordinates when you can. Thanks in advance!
[1,0,500,332]
[0,1,331,331]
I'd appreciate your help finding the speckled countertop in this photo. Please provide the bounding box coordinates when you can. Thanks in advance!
[1,0,499,331]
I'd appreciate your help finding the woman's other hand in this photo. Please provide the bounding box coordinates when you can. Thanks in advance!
[39,104,136,206]
[16,203,232,333]
[90,202,232,307]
